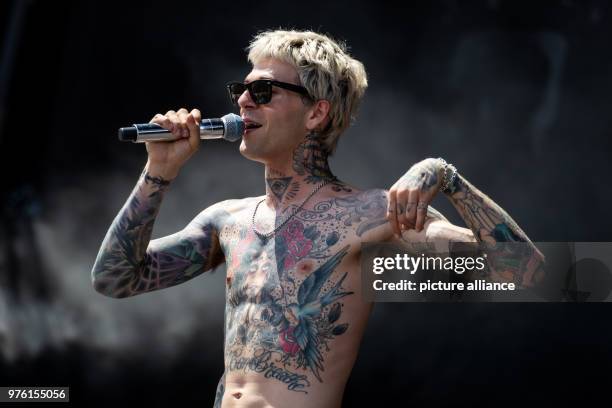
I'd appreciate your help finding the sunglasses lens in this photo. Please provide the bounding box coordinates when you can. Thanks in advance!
[227,81,273,105]
[228,83,245,104]
[250,81,271,104]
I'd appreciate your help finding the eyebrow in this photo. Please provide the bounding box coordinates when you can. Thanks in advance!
[243,76,274,83]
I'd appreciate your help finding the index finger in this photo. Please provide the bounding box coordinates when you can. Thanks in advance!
[415,199,429,232]
[185,112,201,151]
[190,108,202,123]
[149,113,174,132]
[387,190,401,237]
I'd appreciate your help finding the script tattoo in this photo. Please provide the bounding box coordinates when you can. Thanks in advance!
[144,171,171,188]
[227,349,311,392]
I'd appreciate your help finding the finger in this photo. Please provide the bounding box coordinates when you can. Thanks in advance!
[405,189,419,228]
[190,108,202,123]
[150,113,175,133]
[176,108,193,138]
[415,198,429,232]
[402,216,415,231]
[395,188,409,230]
[150,113,164,124]
[177,108,190,137]
[189,109,202,150]
[186,112,201,151]
[165,110,182,138]
[184,111,199,139]
[176,108,192,139]
[387,189,401,237]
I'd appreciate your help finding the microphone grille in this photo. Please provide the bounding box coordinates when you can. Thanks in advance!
[222,113,244,142]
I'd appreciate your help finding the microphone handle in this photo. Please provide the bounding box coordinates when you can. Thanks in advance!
[119,118,227,143]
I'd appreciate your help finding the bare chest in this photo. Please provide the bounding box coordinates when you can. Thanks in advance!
[216,191,387,392]
[219,192,388,308]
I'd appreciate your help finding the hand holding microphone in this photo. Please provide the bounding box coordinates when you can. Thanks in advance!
[133,108,242,180]
[118,111,244,143]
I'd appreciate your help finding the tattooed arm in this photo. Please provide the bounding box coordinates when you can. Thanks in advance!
[389,163,546,288]
[91,161,225,298]
[441,173,546,287]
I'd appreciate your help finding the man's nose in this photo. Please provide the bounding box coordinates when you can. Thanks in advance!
[237,89,256,109]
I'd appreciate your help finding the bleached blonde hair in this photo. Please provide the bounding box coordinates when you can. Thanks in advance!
[246,29,368,155]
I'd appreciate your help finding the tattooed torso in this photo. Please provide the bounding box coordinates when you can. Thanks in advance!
[212,186,392,407]
[90,166,444,407]
[93,156,544,407]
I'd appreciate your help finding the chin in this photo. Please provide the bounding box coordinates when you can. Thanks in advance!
[239,140,267,163]
[239,141,290,166]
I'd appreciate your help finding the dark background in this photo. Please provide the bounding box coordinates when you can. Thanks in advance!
[1,0,611,406]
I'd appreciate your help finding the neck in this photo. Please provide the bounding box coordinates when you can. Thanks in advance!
[264,131,336,209]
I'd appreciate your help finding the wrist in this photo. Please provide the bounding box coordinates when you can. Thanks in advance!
[436,157,457,194]
[145,160,179,182]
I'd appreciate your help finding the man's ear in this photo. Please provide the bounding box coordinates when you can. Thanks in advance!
[305,99,331,131]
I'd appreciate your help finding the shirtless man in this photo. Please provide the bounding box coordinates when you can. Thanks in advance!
[91,30,546,407]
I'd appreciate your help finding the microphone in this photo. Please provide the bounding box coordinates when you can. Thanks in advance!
[118,113,244,143]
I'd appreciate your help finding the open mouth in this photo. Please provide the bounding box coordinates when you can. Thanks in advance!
[245,122,262,130]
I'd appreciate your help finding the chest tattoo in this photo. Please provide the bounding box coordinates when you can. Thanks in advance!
[221,190,386,393]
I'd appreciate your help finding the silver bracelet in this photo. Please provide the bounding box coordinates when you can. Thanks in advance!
[436,157,457,193]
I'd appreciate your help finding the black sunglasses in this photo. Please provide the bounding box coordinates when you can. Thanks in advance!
[226,79,311,105]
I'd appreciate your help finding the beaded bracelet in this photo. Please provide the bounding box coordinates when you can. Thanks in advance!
[436,157,457,193]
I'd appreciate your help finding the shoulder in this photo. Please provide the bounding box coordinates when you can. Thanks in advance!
[190,196,263,229]
[319,186,389,237]
[312,184,388,219]
[212,196,263,213]
[327,185,388,206]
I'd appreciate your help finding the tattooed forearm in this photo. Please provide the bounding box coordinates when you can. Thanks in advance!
[398,159,440,192]
[91,166,221,298]
[144,171,171,188]
[443,173,545,287]
[444,174,529,244]
[91,167,169,297]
